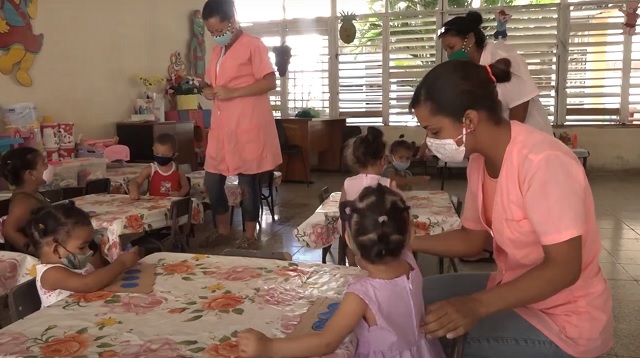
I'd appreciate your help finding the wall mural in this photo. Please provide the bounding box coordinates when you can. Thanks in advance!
[189,9,205,79]
[0,0,44,87]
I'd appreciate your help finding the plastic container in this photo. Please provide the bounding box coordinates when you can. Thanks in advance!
[0,137,24,155]
[46,160,81,188]
[2,103,37,127]
[77,158,108,186]
[41,122,59,148]
[44,146,59,162]
[58,146,75,160]
[58,123,75,148]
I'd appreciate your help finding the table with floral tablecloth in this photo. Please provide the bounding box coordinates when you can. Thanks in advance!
[0,252,361,357]
[186,170,283,206]
[105,163,149,194]
[0,251,38,296]
[295,190,462,248]
[73,194,205,262]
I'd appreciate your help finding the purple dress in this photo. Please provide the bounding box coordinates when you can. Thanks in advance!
[346,251,445,358]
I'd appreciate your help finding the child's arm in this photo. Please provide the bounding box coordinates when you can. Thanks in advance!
[238,292,367,358]
[174,171,190,197]
[128,166,152,199]
[40,248,140,293]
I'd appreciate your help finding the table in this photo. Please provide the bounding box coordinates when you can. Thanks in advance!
[278,118,346,182]
[73,194,205,262]
[0,253,361,357]
[295,190,461,248]
[107,167,282,207]
[0,251,38,296]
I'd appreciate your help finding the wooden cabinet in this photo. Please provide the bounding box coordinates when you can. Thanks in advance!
[116,122,196,170]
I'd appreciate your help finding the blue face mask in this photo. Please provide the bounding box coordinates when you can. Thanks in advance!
[392,158,410,171]
[213,30,233,46]
[57,243,93,270]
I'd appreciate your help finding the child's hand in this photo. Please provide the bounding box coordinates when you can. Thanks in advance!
[129,191,140,200]
[238,329,272,357]
[203,87,215,101]
[410,176,431,186]
[115,247,140,269]
[169,192,181,197]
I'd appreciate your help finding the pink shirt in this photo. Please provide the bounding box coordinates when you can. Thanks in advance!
[204,33,283,176]
[462,121,613,357]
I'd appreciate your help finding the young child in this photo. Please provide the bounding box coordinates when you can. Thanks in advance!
[383,138,430,191]
[25,202,140,307]
[238,184,445,358]
[129,133,190,199]
[0,147,50,253]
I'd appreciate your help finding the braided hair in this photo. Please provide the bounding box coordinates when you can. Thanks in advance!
[339,184,411,264]
[24,201,93,252]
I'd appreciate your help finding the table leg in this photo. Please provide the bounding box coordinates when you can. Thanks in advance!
[337,235,347,266]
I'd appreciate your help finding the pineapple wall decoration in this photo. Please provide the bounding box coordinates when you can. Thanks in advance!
[339,11,357,44]
[273,43,292,77]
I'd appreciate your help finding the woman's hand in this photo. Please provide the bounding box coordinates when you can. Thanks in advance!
[214,86,237,101]
[238,329,272,357]
[422,295,484,339]
[202,87,215,101]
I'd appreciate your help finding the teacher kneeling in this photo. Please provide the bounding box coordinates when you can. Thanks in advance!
[201,0,282,249]
[410,59,613,357]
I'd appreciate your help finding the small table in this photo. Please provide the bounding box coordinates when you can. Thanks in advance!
[295,190,461,249]
[572,148,590,169]
[73,194,204,262]
[0,253,361,357]
[0,252,38,296]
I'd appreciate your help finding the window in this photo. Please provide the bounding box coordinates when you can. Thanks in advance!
[630,33,640,123]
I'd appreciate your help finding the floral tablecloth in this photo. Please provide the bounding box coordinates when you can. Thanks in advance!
[295,190,462,248]
[73,194,205,262]
[0,253,361,357]
[0,251,38,296]
[105,164,149,195]
[187,171,282,206]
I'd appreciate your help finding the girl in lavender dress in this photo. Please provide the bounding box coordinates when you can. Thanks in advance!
[238,184,445,358]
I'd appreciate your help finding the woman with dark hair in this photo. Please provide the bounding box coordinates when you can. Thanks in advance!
[410,59,613,357]
[200,0,282,249]
[438,11,552,135]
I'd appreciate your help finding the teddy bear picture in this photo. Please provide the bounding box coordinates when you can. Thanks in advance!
[494,9,512,41]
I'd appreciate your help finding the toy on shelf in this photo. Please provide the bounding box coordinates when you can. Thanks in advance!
[621,1,639,35]
[1,103,43,151]
[494,10,512,41]
[76,136,129,162]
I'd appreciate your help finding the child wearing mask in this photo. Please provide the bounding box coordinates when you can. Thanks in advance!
[382,138,430,191]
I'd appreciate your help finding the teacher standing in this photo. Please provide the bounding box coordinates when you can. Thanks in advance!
[439,11,553,135]
[201,0,282,249]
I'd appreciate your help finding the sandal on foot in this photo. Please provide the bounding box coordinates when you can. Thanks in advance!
[236,236,260,250]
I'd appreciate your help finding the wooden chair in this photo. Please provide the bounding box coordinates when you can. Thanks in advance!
[40,189,63,203]
[85,178,111,195]
[223,249,292,261]
[0,199,10,251]
[8,278,40,323]
[275,119,310,187]
[61,186,85,200]
[136,197,193,252]
[317,187,333,264]
[438,195,462,274]
[259,171,276,221]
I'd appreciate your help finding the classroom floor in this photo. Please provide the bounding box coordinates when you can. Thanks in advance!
[191,172,640,358]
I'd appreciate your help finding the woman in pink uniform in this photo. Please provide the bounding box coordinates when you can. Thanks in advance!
[201,0,282,248]
[410,59,613,357]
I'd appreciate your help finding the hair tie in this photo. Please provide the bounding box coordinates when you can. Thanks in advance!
[38,223,44,230]
[486,65,497,84]
[345,207,352,215]
[378,216,388,223]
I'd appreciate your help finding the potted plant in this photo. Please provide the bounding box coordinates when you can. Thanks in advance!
[166,74,203,110]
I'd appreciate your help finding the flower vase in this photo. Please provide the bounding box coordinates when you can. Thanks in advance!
[176,95,199,110]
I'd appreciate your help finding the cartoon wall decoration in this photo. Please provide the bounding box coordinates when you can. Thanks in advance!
[494,9,512,41]
[0,0,44,87]
[168,51,187,79]
[339,11,357,44]
[188,10,206,79]
[621,1,639,36]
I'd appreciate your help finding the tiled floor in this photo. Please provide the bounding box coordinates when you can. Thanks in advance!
[191,172,640,357]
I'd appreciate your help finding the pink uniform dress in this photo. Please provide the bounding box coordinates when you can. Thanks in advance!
[204,33,282,176]
[346,250,445,357]
[343,174,391,200]
[462,121,613,357]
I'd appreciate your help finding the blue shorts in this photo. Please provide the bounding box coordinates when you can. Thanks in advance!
[494,30,508,40]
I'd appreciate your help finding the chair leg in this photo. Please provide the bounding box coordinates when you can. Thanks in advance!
[438,257,445,274]
[299,152,310,187]
[230,206,235,227]
[337,236,347,265]
[449,258,459,273]
[321,244,332,264]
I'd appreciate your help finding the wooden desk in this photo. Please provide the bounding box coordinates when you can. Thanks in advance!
[278,118,346,182]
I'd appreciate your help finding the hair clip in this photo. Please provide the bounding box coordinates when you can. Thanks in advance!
[378,216,388,223]
[345,207,352,215]
[38,223,45,230]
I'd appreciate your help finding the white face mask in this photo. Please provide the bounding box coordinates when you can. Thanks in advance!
[426,129,467,162]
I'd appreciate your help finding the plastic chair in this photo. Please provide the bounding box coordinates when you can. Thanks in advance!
[450,335,466,358]
[438,195,462,275]
[317,187,333,264]
[103,145,130,162]
[137,197,192,252]
[275,119,310,187]
[8,278,40,323]
[223,249,292,261]
[85,178,111,195]
[40,189,63,203]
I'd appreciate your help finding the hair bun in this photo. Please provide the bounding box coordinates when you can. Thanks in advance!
[465,11,484,29]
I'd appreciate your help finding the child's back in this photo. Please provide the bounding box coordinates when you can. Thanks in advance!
[343,174,390,200]
[348,250,444,357]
